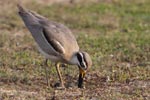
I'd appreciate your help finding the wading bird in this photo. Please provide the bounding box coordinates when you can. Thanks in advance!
[17,4,92,88]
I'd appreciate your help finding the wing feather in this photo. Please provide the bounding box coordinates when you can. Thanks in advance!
[42,28,65,54]
[18,4,79,60]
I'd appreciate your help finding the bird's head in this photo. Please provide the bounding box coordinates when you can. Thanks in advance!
[76,51,92,88]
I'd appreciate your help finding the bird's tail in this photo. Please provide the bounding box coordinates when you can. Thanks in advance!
[17,2,27,14]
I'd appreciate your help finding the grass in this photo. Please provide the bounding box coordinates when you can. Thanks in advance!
[0,0,150,99]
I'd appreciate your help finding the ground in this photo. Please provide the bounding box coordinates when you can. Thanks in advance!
[0,0,150,100]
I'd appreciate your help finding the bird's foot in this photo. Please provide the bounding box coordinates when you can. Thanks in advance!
[56,86,65,90]
[61,64,68,68]
[54,82,65,90]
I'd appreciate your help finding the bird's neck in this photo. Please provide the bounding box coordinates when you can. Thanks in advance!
[69,53,79,65]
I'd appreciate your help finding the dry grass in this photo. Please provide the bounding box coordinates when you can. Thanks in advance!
[0,0,150,100]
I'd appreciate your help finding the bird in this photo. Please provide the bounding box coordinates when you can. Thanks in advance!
[17,4,92,88]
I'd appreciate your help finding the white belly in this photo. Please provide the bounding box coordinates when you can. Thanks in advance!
[37,45,60,62]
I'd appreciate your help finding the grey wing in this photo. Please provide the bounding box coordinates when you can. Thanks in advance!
[42,28,65,54]
[18,4,79,58]
[42,22,79,57]
[18,4,63,56]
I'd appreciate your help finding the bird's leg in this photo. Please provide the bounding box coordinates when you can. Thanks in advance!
[61,63,68,68]
[55,63,65,88]
[44,59,50,87]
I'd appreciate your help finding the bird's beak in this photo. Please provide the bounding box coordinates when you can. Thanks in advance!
[78,67,86,88]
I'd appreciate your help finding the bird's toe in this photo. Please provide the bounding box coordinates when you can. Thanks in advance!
[54,82,65,90]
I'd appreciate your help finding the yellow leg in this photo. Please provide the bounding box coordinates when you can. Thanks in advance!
[55,63,65,88]
[44,59,50,87]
